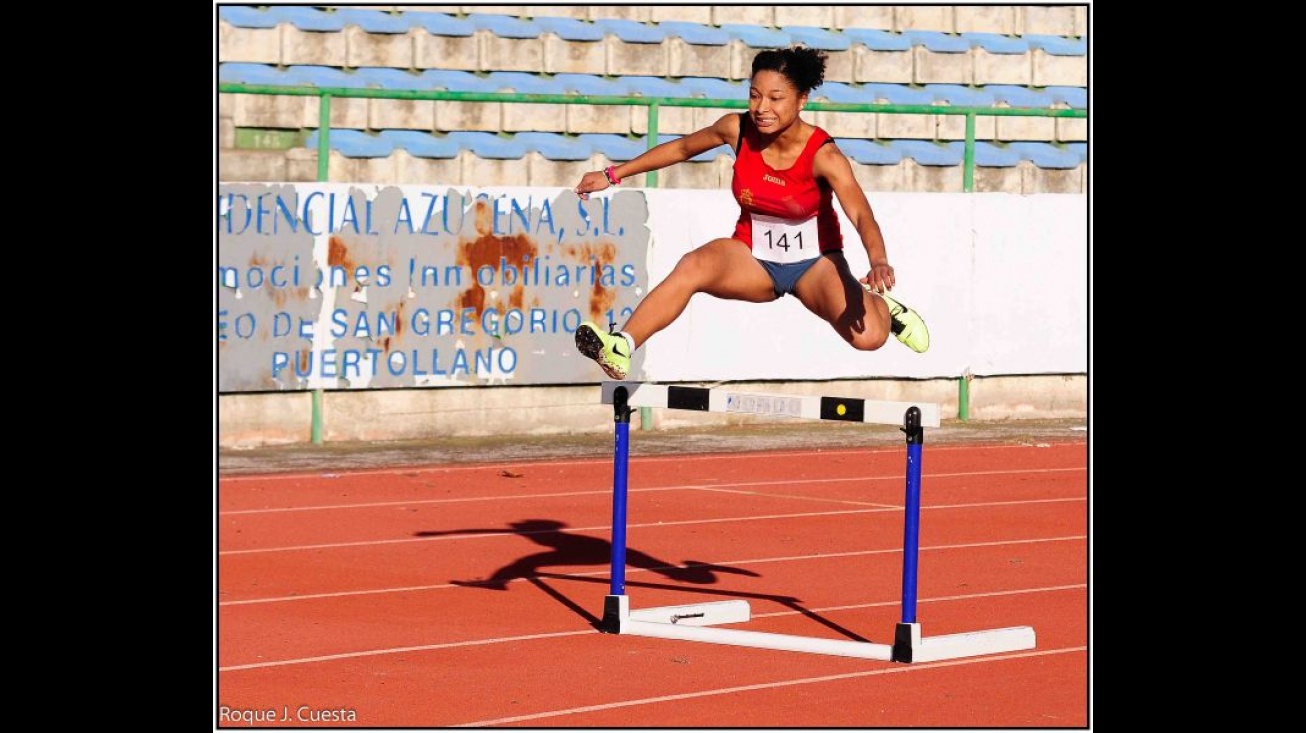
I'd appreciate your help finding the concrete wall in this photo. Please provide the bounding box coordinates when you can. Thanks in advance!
[216,374,1087,448]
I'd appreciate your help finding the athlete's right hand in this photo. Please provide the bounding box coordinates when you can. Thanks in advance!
[574,170,611,201]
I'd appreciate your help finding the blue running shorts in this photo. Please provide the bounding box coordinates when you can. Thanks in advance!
[757,255,822,297]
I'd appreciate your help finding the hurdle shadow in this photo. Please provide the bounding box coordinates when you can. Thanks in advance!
[415,519,868,641]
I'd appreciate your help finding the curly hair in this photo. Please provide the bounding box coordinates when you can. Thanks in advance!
[750,45,828,95]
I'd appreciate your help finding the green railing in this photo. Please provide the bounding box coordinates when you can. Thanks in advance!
[218,83,1088,439]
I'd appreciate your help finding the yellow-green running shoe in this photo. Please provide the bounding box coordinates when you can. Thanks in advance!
[879,292,930,353]
[575,321,632,379]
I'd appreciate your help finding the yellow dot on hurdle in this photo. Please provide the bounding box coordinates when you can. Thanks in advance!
[836,404,847,416]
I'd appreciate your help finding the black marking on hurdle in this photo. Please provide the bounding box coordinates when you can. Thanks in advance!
[600,595,624,634]
[819,396,864,422]
[667,386,711,412]
[901,405,923,444]
[612,384,633,424]
[892,622,914,663]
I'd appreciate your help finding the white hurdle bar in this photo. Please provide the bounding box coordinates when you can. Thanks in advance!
[600,381,942,428]
[598,381,1035,663]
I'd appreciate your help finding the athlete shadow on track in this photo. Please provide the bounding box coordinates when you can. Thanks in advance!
[416,518,759,591]
[416,519,870,641]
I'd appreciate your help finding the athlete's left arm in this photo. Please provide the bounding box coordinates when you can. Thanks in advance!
[814,142,895,293]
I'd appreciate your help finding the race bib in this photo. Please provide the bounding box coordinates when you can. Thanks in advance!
[751,212,819,265]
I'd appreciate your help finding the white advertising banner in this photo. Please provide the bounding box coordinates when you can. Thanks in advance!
[640,190,1088,381]
[216,184,1088,392]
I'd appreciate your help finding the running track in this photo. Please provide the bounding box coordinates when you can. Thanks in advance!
[215,440,1089,728]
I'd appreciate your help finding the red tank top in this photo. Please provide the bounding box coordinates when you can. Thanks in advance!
[731,113,843,253]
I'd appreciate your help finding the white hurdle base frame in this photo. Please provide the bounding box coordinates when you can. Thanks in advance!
[602,595,1036,663]
[598,382,1035,664]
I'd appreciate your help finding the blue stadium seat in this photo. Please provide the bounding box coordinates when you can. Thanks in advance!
[486,72,565,94]
[720,24,791,48]
[833,139,903,165]
[887,140,965,166]
[1066,142,1087,164]
[333,8,410,33]
[1046,86,1087,110]
[901,31,970,53]
[306,130,395,157]
[514,133,594,161]
[447,132,528,159]
[843,28,912,52]
[219,63,292,86]
[577,134,647,162]
[624,77,690,99]
[467,13,542,39]
[419,70,499,93]
[378,131,461,159]
[265,6,345,32]
[782,26,851,51]
[286,66,367,88]
[960,33,1030,54]
[924,85,996,106]
[1005,142,1081,169]
[219,6,278,29]
[658,21,730,46]
[972,142,1022,167]
[865,84,935,105]
[593,19,667,44]
[404,11,475,37]
[1024,35,1087,56]
[678,77,743,100]
[985,85,1052,107]
[811,82,869,103]
[534,16,605,42]
[553,74,632,97]
[354,68,433,90]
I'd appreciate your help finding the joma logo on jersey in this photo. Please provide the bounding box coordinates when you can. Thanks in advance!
[762,173,786,186]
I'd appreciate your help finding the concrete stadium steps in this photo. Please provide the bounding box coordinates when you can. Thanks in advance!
[217,7,1088,194]
[217,144,1085,195]
[217,65,1086,144]
[291,6,1087,37]
[218,7,1087,87]
[280,128,1084,169]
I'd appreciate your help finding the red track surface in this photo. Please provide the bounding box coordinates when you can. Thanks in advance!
[216,441,1089,728]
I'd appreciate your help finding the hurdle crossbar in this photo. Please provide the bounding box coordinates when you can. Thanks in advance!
[600,381,942,428]
[598,381,1035,664]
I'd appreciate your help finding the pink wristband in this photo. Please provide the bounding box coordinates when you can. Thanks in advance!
[603,166,622,186]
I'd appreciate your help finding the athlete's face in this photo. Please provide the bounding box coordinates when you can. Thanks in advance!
[748,70,807,134]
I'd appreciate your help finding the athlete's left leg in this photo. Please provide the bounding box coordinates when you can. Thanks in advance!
[791,252,892,351]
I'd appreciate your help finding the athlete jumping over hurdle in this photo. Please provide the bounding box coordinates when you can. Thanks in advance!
[573,45,929,380]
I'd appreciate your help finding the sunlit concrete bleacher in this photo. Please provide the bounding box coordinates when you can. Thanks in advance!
[217,5,1088,194]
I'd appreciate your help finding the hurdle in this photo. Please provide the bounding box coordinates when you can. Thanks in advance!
[597,381,1035,663]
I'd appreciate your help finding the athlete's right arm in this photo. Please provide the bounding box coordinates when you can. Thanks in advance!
[617,113,738,179]
[575,115,738,198]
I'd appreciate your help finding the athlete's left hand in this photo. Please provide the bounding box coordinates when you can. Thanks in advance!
[861,263,895,293]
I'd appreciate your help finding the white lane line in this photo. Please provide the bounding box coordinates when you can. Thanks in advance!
[219,467,1087,515]
[218,535,1087,606]
[218,497,1085,556]
[218,583,1087,671]
[450,646,1088,727]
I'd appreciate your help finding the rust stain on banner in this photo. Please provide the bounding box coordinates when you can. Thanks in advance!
[560,241,618,321]
[455,200,541,318]
[327,236,356,271]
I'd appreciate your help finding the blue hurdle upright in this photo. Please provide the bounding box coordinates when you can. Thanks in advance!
[597,381,1035,663]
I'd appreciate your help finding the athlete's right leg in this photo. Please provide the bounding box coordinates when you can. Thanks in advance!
[621,237,777,347]
[575,238,774,379]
